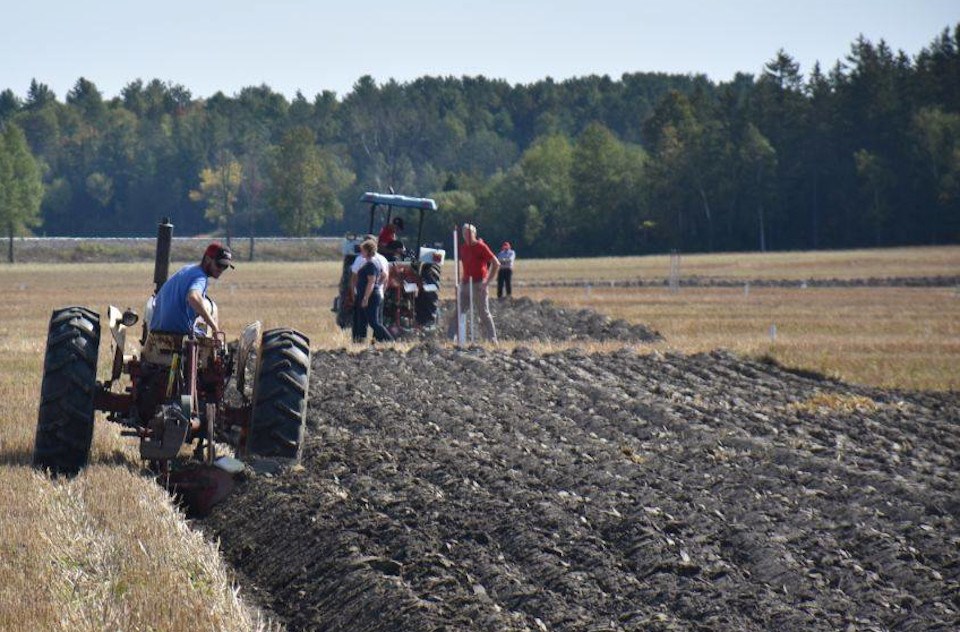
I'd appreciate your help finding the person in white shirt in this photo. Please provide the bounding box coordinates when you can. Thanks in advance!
[354,239,393,343]
[350,236,390,341]
[496,241,516,299]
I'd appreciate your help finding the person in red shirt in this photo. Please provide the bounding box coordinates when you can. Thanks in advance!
[377,216,405,260]
[450,223,500,343]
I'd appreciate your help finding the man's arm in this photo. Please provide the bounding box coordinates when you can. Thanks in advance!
[485,257,500,286]
[187,289,220,334]
[361,274,376,307]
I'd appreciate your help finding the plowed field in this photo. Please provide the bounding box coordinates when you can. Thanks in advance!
[203,299,959,631]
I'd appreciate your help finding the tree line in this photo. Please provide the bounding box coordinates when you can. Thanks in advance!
[1,24,958,259]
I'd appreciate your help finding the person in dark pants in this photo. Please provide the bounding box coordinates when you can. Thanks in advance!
[351,286,368,343]
[357,239,393,343]
[496,241,515,299]
[351,235,388,342]
[351,247,370,343]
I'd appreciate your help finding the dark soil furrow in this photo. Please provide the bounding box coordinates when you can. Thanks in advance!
[203,303,958,631]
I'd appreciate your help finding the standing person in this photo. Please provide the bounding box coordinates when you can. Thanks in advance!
[350,236,389,342]
[496,241,516,299]
[356,239,393,343]
[449,223,499,343]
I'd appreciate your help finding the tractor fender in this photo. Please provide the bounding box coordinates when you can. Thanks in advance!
[107,305,141,382]
[418,246,446,265]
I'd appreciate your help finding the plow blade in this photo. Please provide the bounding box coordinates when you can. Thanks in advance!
[167,464,236,517]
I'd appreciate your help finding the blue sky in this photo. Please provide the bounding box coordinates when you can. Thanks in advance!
[3,0,957,100]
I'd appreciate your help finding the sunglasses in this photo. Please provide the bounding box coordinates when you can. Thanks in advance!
[215,261,230,270]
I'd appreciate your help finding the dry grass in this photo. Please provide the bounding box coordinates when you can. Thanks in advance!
[511,245,960,283]
[516,284,960,391]
[784,393,881,415]
[0,245,956,630]
[0,467,273,632]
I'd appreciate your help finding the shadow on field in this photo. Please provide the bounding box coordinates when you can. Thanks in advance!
[0,447,34,467]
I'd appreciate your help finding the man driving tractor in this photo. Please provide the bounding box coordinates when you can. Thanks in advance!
[138,243,234,420]
[149,242,234,337]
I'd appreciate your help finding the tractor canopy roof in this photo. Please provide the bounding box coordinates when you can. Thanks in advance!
[359,192,438,211]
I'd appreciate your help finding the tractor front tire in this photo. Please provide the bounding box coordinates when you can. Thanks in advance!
[33,307,100,476]
[246,328,310,462]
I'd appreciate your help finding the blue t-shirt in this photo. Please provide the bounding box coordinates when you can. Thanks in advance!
[149,263,208,334]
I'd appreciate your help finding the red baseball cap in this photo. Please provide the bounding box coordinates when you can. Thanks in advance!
[204,242,235,269]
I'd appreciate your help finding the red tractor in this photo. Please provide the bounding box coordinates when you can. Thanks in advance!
[333,192,446,337]
[33,220,311,514]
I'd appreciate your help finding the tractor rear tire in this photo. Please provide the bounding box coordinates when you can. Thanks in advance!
[247,328,310,462]
[33,307,100,476]
[415,263,441,326]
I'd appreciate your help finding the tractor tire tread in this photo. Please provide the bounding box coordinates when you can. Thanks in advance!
[247,328,310,461]
[33,307,100,476]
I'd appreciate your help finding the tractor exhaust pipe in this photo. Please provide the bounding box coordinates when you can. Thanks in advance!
[154,217,173,295]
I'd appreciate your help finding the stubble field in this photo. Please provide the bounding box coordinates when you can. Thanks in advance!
[0,246,957,631]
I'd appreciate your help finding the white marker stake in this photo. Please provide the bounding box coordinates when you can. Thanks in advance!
[469,280,475,343]
[769,324,777,342]
[453,227,462,345]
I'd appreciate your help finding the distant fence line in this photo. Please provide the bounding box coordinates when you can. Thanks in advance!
[9,236,342,263]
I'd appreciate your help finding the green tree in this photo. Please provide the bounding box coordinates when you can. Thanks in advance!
[645,92,726,252]
[0,124,43,262]
[189,150,243,245]
[910,107,960,241]
[268,127,355,235]
[571,123,648,253]
[740,124,778,251]
[480,133,575,256]
[66,77,106,123]
[800,62,840,249]
[854,148,891,245]
[0,89,20,125]
[752,50,810,249]
[25,79,56,111]
[85,172,114,208]
[429,189,478,236]
[512,133,576,251]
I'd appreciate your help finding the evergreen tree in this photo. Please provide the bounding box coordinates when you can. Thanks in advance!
[0,90,20,125]
[25,80,56,111]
